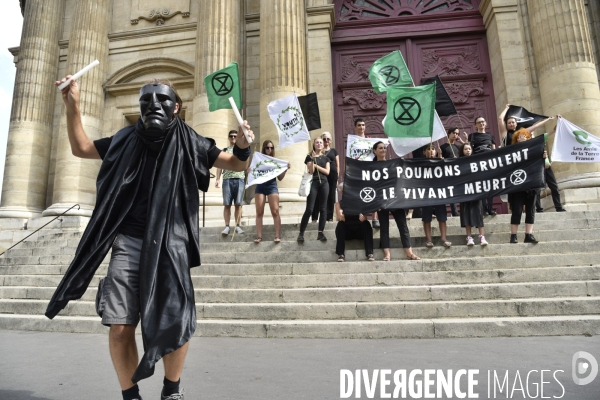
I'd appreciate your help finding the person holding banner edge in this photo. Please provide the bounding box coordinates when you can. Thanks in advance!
[251,140,289,243]
[298,138,330,242]
[440,127,463,217]
[353,118,381,228]
[421,144,452,248]
[311,132,339,223]
[459,143,488,246]
[468,116,497,216]
[335,182,375,262]
[373,142,420,261]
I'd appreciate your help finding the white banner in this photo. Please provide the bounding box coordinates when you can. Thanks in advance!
[385,111,447,157]
[267,94,311,149]
[245,152,289,188]
[552,117,600,162]
[346,135,389,161]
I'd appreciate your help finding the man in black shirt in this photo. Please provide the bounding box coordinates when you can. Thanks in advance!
[48,75,254,400]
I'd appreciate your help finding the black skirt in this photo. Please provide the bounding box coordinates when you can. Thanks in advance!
[460,200,484,228]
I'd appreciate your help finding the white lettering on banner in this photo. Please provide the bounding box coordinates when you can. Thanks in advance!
[465,179,506,194]
[400,186,455,200]
[470,150,530,173]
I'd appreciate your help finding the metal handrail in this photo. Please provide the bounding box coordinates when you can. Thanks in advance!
[0,204,81,257]
[202,173,216,228]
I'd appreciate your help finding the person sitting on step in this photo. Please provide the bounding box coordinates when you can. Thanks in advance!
[334,182,374,262]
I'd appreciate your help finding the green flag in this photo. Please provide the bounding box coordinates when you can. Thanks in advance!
[204,62,242,111]
[368,50,413,94]
[384,83,436,138]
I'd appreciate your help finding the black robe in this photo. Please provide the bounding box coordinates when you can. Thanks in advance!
[45,117,214,382]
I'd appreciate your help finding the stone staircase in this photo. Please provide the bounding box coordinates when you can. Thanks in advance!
[0,211,599,338]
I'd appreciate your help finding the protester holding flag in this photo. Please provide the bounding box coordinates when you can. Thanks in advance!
[421,144,452,248]
[440,127,463,217]
[298,138,330,242]
[251,140,290,244]
[372,142,420,261]
[508,128,548,243]
[468,116,497,215]
[498,104,554,147]
[459,143,488,246]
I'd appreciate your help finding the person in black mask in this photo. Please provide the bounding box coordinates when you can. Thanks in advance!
[47,76,254,400]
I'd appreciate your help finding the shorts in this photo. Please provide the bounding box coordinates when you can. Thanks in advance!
[222,178,244,206]
[100,234,142,326]
[255,179,279,196]
[421,204,448,223]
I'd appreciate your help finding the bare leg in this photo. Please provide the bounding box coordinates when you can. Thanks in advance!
[465,226,472,237]
[234,205,242,226]
[439,222,447,241]
[383,248,391,260]
[510,224,519,234]
[423,222,432,242]
[525,223,534,234]
[267,193,281,238]
[254,194,266,238]
[109,324,138,390]
[163,341,190,382]
[223,205,231,226]
[478,227,485,236]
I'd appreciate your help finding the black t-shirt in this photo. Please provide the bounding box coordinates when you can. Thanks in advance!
[440,143,460,159]
[324,148,339,175]
[94,135,221,238]
[503,129,515,147]
[304,154,330,179]
[468,132,495,154]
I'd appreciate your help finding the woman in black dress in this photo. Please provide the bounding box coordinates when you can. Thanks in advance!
[459,143,488,246]
[468,116,497,215]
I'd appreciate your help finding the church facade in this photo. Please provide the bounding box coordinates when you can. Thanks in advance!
[2,0,600,221]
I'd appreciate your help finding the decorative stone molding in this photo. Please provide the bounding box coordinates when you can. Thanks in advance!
[444,81,484,104]
[130,0,191,26]
[341,56,369,83]
[343,89,386,110]
[338,0,474,22]
[422,46,482,76]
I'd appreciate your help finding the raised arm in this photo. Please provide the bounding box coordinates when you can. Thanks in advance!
[498,104,510,138]
[55,76,100,159]
[212,121,255,172]
[277,162,290,181]
[528,116,554,135]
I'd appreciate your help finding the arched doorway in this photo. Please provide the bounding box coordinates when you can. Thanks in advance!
[331,0,506,213]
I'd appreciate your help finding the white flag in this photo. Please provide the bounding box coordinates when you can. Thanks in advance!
[385,111,447,157]
[346,135,389,161]
[267,94,311,149]
[245,152,289,188]
[552,117,600,162]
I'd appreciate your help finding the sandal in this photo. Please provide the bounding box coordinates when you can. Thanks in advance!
[406,253,421,261]
[367,254,375,261]
[382,256,391,261]
[254,237,262,243]
[273,237,281,243]
[443,241,452,248]
[426,241,434,248]
[337,254,345,262]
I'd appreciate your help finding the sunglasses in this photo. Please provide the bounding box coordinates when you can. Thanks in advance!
[265,146,274,150]
[229,135,237,139]
[323,138,331,141]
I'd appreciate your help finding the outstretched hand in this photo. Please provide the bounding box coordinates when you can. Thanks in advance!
[55,75,79,111]
[236,120,255,149]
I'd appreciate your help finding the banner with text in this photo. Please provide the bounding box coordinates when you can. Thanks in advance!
[341,136,547,214]
[246,152,289,189]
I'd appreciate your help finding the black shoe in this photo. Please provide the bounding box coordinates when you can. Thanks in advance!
[524,233,538,243]
[451,212,459,217]
[317,232,327,241]
[297,233,304,243]
[488,208,497,216]
[556,208,567,212]
[536,208,544,213]
[510,234,518,244]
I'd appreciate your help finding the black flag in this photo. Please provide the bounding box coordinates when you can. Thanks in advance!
[422,75,457,117]
[297,93,321,131]
[505,105,549,129]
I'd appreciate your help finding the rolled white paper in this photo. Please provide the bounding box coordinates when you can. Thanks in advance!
[57,60,100,90]
[228,97,253,144]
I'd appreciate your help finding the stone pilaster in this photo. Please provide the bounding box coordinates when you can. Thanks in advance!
[259,0,308,201]
[479,0,533,117]
[307,3,335,142]
[527,0,600,209]
[192,0,241,205]
[44,0,110,217]
[0,0,65,219]
[588,0,600,83]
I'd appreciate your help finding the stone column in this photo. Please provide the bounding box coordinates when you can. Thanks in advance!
[192,0,241,206]
[0,0,64,219]
[527,0,600,209]
[44,0,110,217]
[260,0,308,202]
[306,2,335,141]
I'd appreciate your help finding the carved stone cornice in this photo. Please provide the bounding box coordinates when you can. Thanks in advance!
[109,22,196,41]
[131,8,190,26]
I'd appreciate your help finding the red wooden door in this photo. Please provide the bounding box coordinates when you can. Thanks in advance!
[331,0,507,213]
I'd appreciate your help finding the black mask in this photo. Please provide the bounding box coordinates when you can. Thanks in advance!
[139,84,178,136]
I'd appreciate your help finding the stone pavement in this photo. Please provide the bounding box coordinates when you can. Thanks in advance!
[0,330,598,399]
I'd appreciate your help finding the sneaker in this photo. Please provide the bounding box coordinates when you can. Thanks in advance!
[221,226,230,236]
[235,225,244,234]
[161,388,185,400]
[479,235,488,246]
[317,232,327,241]
[372,219,380,229]
[297,233,304,243]
[466,236,475,246]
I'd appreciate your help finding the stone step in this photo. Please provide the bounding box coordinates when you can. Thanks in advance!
[0,314,599,338]
[2,297,599,320]
[2,279,598,303]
